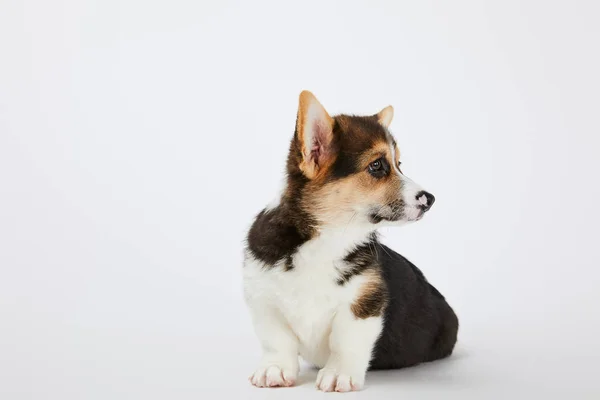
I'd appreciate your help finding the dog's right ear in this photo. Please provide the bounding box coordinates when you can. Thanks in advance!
[296,91,335,179]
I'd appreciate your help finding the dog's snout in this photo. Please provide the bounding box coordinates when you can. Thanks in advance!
[416,191,435,212]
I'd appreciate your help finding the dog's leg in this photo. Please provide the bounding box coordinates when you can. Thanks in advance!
[316,307,383,392]
[248,306,299,388]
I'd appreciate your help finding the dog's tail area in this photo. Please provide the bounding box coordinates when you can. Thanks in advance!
[427,301,459,362]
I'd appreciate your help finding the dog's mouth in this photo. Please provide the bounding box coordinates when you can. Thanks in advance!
[368,204,425,224]
[368,213,396,224]
[368,201,403,224]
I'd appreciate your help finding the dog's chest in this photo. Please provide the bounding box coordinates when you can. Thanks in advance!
[279,261,345,344]
[243,228,371,365]
[245,257,363,365]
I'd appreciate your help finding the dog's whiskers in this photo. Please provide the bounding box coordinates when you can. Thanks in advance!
[343,212,358,236]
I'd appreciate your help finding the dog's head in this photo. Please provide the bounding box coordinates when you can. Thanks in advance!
[286,91,435,228]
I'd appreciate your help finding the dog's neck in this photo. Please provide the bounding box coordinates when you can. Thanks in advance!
[247,182,378,267]
[274,187,377,260]
[306,222,378,263]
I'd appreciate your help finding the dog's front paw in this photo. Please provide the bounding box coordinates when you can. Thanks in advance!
[316,367,364,392]
[249,364,296,388]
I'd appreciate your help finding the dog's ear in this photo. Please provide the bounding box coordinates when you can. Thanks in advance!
[296,90,335,179]
[376,105,394,128]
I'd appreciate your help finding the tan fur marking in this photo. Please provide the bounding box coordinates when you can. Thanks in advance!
[358,141,391,169]
[351,270,388,319]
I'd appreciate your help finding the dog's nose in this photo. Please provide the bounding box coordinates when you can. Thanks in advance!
[416,191,435,212]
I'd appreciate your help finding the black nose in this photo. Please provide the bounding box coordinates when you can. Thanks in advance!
[416,191,435,212]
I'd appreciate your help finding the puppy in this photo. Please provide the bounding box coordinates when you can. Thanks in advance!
[243,91,458,392]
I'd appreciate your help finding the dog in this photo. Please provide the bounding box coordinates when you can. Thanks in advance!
[243,91,458,392]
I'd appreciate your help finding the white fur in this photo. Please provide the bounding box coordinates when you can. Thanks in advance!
[390,142,428,222]
[400,174,427,221]
[315,306,383,391]
[243,221,383,391]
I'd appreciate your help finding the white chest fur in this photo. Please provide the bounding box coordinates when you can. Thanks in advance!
[243,224,375,367]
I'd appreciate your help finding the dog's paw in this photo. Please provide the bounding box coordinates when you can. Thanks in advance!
[249,365,296,388]
[316,367,363,392]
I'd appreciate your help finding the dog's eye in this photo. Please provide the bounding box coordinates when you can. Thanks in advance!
[369,160,382,171]
[368,158,388,177]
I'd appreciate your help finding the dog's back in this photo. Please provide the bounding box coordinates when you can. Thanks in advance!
[370,243,458,369]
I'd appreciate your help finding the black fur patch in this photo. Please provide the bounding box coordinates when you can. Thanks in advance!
[247,207,309,266]
[330,150,359,179]
[245,126,317,268]
[284,255,294,271]
[369,243,459,370]
[337,234,378,285]
[329,116,389,180]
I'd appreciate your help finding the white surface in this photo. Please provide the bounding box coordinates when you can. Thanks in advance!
[1,1,599,398]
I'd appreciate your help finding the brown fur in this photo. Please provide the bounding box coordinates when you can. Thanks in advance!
[351,270,389,319]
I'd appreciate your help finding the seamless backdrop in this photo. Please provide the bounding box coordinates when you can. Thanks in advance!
[1,1,599,399]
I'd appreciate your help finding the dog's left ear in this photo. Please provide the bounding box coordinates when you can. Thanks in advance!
[296,90,335,179]
[376,105,394,128]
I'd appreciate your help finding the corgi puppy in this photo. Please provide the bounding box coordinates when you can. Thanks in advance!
[243,91,458,392]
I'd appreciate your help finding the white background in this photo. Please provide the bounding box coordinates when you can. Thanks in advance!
[1,0,599,399]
